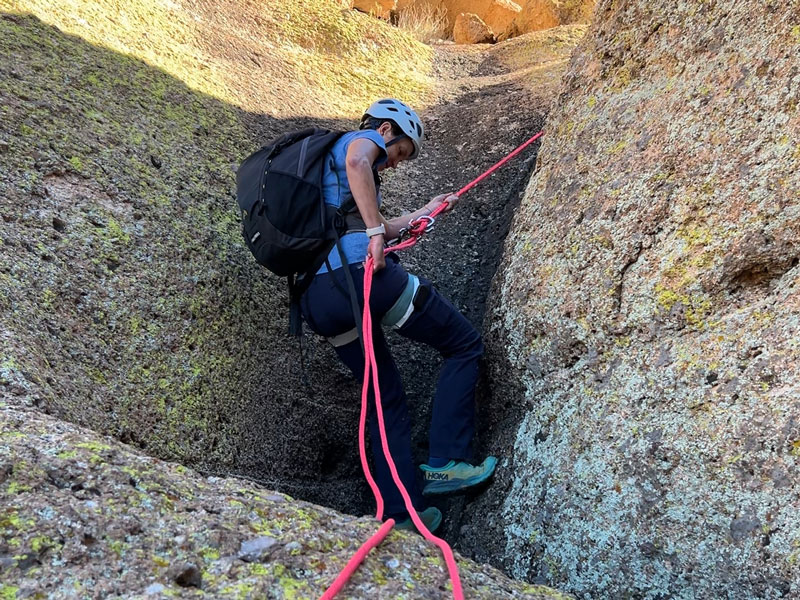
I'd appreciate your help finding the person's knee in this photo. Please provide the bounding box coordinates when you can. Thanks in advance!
[446,324,483,361]
[464,329,484,361]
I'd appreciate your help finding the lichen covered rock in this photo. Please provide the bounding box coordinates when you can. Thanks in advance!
[461,0,800,598]
[0,402,571,599]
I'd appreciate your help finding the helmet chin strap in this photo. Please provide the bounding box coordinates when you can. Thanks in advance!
[384,134,408,149]
[376,134,408,167]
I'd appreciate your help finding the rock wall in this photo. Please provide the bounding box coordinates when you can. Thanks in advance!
[0,3,431,518]
[461,0,800,598]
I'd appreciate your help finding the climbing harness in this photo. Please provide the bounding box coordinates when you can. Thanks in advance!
[320,130,544,600]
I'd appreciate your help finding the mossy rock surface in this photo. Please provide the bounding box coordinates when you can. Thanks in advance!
[461,1,800,598]
[0,403,571,599]
[0,1,435,515]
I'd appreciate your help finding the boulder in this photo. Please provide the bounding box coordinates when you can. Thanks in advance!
[0,404,570,599]
[422,0,521,38]
[505,0,561,38]
[401,0,595,40]
[479,0,523,37]
[353,0,398,19]
[453,12,495,44]
[509,0,595,37]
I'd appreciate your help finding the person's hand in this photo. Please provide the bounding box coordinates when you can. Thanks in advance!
[367,234,386,272]
[427,192,459,214]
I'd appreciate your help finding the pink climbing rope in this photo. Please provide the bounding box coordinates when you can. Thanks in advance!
[455,131,543,197]
[320,130,544,600]
[318,519,395,600]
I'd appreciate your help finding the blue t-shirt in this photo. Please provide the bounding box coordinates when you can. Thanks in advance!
[317,130,387,273]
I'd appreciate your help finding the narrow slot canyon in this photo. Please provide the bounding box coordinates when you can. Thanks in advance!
[3,1,799,598]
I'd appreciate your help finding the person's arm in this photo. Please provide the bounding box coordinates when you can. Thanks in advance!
[385,193,459,240]
[345,138,388,271]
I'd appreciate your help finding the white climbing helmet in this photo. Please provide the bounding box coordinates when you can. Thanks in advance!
[364,98,424,159]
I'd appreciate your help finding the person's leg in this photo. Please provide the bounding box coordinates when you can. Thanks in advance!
[395,280,484,463]
[302,261,425,519]
[333,329,425,519]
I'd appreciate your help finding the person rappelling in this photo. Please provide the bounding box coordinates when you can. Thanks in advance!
[299,99,498,532]
[236,98,497,534]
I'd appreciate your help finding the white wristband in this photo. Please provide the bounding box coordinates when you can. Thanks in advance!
[365,224,386,238]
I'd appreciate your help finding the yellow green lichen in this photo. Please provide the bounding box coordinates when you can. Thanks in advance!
[791,440,800,457]
[86,367,108,385]
[75,441,112,452]
[30,535,60,553]
[108,540,125,557]
[0,585,19,600]
[105,217,130,244]
[676,223,712,247]
[279,573,308,600]
[249,563,270,576]
[152,554,170,567]
[41,288,56,309]
[607,139,628,155]
[6,482,32,494]
[199,547,220,562]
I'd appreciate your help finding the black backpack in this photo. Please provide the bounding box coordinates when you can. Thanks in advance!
[236,127,369,336]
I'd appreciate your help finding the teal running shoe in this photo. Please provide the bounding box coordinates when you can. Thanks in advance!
[394,507,443,534]
[420,456,498,496]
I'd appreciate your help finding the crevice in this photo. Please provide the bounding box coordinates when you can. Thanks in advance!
[614,240,644,318]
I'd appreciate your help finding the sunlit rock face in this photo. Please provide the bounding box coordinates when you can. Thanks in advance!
[453,12,496,44]
[397,0,594,40]
[467,0,800,597]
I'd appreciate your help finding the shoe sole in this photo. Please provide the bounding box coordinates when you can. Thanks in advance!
[422,462,497,497]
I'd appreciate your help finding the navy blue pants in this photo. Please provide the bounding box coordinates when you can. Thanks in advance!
[301,257,483,519]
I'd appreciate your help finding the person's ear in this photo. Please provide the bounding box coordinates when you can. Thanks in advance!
[378,121,391,136]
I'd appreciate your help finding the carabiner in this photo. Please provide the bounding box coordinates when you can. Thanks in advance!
[409,214,435,234]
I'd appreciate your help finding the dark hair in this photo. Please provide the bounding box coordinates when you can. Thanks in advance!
[359,116,403,136]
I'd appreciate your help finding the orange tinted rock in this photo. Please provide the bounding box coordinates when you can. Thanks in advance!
[404,0,594,39]
[505,0,560,38]
[453,12,495,44]
[444,0,520,37]
[508,0,594,38]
